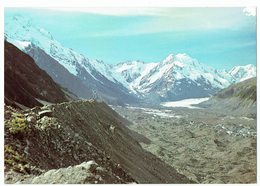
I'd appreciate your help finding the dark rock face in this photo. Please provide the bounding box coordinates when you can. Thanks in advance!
[4,41,68,108]
[4,101,192,184]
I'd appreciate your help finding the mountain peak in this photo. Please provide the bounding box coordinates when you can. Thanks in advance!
[163,53,196,65]
[175,53,194,63]
[164,53,174,62]
[229,64,256,83]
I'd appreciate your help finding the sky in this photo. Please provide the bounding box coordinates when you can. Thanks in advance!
[4,7,256,70]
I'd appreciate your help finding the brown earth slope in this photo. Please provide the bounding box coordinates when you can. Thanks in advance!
[4,41,68,108]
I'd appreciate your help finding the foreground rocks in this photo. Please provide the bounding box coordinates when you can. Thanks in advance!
[10,160,133,184]
[4,100,192,184]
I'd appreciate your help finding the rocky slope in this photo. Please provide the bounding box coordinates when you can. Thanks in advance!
[4,41,69,108]
[199,77,256,118]
[4,101,192,184]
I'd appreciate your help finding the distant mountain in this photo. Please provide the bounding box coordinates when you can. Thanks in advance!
[5,15,256,105]
[4,41,69,108]
[114,54,256,102]
[229,64,256,83]
[199,77,256,118]
[113,60,159,95]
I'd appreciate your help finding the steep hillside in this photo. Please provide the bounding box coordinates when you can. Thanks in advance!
[25,44,94,99]
[199,77,256,118]
[5,15,138,105]
[4,100,192,184]
[4,41,68,108]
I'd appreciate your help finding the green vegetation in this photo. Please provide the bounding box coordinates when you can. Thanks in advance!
[236,84,256,101]
[5,113,27,134]
[216,78,256,102]
[4,145,29,173]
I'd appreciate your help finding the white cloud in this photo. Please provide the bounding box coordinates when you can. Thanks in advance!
[29,7,255,38]
[243,7,256,16]
[45,7,165,16]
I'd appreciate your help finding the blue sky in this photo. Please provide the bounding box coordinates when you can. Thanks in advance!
[5,7,256,70]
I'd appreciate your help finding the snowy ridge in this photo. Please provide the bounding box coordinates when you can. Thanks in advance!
[159,53,232,89]
[113,61,158,93]
[4,14,129,89]
[114,53,256,100]
[92,59,130,88]
[5,15,84,76]
[229,64,256,82]
[4,14,256,102]
[115,54,238,96]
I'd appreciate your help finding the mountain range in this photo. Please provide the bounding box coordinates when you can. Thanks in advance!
[4,15,256,105]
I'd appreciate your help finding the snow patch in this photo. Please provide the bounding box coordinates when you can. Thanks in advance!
[240,117,254,121]
[161,97,210,109]
[11,40,31,50]
[126,106,182,118]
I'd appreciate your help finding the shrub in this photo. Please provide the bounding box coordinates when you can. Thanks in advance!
[4,145,23,166]
[6,113,27,134]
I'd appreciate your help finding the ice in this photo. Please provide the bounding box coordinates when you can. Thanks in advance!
[161,97,210,109]
[126,106,182,118]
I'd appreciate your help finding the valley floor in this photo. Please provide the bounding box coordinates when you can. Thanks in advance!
[112,105,256,183]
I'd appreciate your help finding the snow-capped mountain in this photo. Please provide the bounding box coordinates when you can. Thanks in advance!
[4,14,138,105]
[229,64,256,83]
[4,14,256,104]
[5,15,120,84]
[113,61,158,94]
[114,54,256,101]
